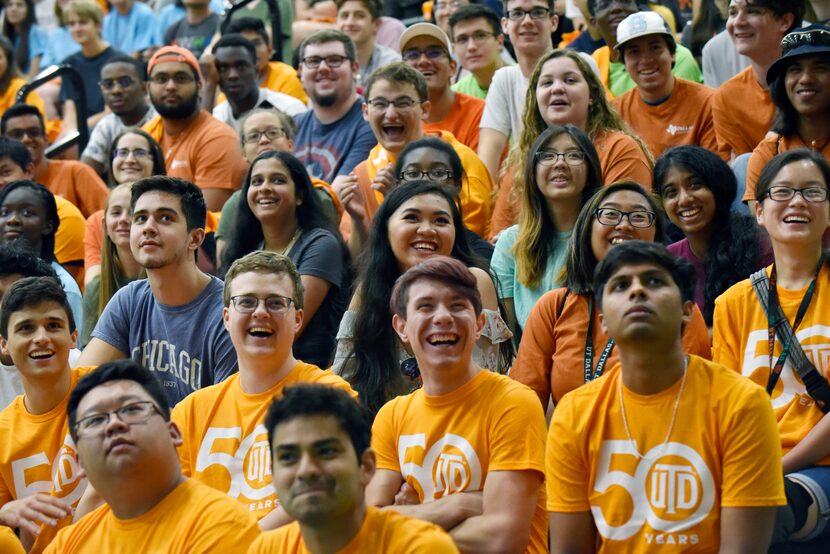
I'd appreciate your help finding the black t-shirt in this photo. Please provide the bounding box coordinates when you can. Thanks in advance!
[58,46,124,116]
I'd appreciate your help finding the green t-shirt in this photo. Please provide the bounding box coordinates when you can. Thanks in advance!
[452,73,488,100]
[610,43,702,99]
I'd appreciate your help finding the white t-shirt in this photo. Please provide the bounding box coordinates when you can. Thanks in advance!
[213,88,307,132]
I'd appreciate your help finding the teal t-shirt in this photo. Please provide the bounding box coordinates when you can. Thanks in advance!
[491,225,571,330]
[610,43,702,98]
[452,73,488,100]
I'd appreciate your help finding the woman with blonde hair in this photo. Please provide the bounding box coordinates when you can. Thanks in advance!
[491,48,653,237]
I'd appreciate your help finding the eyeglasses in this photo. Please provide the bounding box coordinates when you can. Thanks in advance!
[366,97,421,112]
[6,127,44,140]
[400,168,454,182]
[506,7,551,20]
[74,401,162,438]
[114,147,151,159]
[593,208,656,228]
[243,128,287,144]
[535,150,585,166]
[99,76,136,90]
[301,55,349,69]
[453,31,497,46]
[149,72,196,86]
[231,295,294,314]
[767,186,829,203]
[402,46,448,62]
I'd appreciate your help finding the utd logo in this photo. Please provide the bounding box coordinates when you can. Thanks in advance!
[195,425,275,500]
[11,434,86,505]
[397,433,483,500]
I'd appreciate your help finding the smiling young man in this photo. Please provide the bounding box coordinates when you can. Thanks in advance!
[45,360,260,553]
[449,4,509,100]
[547,241,784,553]
[712,0,804,160]
[81,56,158,177]
[0,277,92,554]
[588,0,702,99]
[400,22,485,152]
[79,176,238,406]
[337,62,492,251]
[365,256,548,553]
[250,383,458,552]
[335,0,400,88]
[612,11,718,159]
[171,251,355,531]
[142,46,248,211]
[207,34,307,131]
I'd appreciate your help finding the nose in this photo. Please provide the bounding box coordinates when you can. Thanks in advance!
[628,276,647,299]
[789,189,810,206]
[296,451,322,479]
[614,214,635,231]
[416,218,437,235]
[104,412,130,436]
[5,210,20,224]
[252,298,271,318]
[258,132,272,145]
[31,325,49,344]
[431,302,453,323]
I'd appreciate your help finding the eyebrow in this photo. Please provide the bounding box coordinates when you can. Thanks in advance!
[275,437,343,450]
[401,207,452,216]
[133,207,179,217]
[13,316,66,328]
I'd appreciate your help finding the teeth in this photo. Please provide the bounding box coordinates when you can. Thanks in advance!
[249,327,273,336]
[412,241,436,251]
[428,334,459,345]
[784,216,810,223]
[679,207,701,218]
[30,350,54,359]
[610,237,628,245]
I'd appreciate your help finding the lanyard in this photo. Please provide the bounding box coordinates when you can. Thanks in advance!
[585,296,615,383]
[766,260,822,394]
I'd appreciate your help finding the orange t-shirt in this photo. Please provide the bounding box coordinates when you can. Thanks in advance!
[0,526,24,554]
[55,196,86,266]
[83,210,105,269]
[172,362,356,519]
[744,134,830,202]
[547,355,785,553]
[340,130,493,240]
[143,111,248,192]
[712,264,830,464]
[613,78,718,159]
[489,130,652,239]
[248,505,458,553]
[39,160,109,218]
[423,92,485,152]
[216,61,308,105]
[711,66,774,158]
[0,367,95,553]
[0,77,46,118]
[511,288,712,408]
[372,370,548,554]
[44,478,260,554]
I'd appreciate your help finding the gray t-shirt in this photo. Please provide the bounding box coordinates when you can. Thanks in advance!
[163,13,219,58]
[357,44,401,88]
[81,106,158,166]
[92,276,238,405]
[702,30,750,88]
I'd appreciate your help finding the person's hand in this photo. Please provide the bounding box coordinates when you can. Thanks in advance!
[0,494,72,536]
[370,165,397,198]
[198,53,219,87]
[335,173,367,225]
[393,482,420,506]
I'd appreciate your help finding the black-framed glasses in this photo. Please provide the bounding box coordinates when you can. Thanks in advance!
[149,72,196,86]
[99,76,136,90]
[453,31,497,46]
[402,46,448,62]
[506,7,550,20]
[593,208,656,228]
[400,168,454,182]
[767,186,829,203]
[231,295,294,314]
[301,55,349,69]
[114,148,150,159]
[6,127,44,140]
[535,150,585,166]
[75,401,162,438]
[366,97,421,112]
[243,128,287,144]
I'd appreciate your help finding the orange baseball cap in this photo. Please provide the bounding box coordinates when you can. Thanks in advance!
[147,46,202,80]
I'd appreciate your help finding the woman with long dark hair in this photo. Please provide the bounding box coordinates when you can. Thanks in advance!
[333,180,512,416]
[655,145,770,325]
[221,150,351,368]
[1,0,45,79]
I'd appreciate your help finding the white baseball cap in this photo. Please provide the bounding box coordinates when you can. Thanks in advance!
[615,11,673,51]
[400,22,453,53]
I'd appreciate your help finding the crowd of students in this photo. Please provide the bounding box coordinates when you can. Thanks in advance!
[0,0,827,551]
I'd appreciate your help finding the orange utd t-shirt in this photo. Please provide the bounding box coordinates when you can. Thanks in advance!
[711,66,774,158]
[249,505,458,553]
[144,111,248,192]
[613,78,717,159]
[511,288,711,407]
[40,160,109,218]
[713,264,830,464]
[423,92,485,152]
[172,362,356,518]
[744,134,830,202]
[0,367,95,553]
[372,370,548,554]
[547,356,785,553]
[45,478,260,554]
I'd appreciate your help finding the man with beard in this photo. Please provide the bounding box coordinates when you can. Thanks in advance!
[293,30,377,188]
[81,55,158,178]
[142,46,247,212]
[78,176,238,407]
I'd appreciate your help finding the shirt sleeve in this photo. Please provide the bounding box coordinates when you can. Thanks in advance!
[711,291,743,372]
[479,68,512,135]
[91,283,133,354]
[193,129,247,191]
[208,324,238,384]
[510,291,561,406]
[745,140,775,203]
[491,229,516,299]
[171,401,193,477]
[371,401,401,472]
[546,394,591,511]
[81,117,115,164]
[73,163,109,216]
[29,26,47,59]
[336,121,376,177]
[487,384,546,475]
[294,230,344,287]
[602,133,653,190]
[681,304,712,360]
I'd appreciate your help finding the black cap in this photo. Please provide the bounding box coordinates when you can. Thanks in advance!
[767,24,830,85]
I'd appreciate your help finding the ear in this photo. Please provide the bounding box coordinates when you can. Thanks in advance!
[475,310,485,340]
[599,310,607,335]
[169,420,183,447]
[588,15,597,29]
[351,59,360,76]
[293,308,304,335]
[359,447,377,487]
[69,328,78,350]
[0,336,8,358]
[755,199,764,227]
[501,17,509,35]
[496,33,505,49]
[777,12,795,35]
[420,99,431,121]
[24,162,35,179]
[287,138,294,150]
[680,299,694,327]
[41,219,54,236]
[222,306,230,332]
[392,313,409,343]
[188,227,206,251]
[448,57,457,75]
[373,17,382,33]
[362,101,370,122]
[550,13,559,32]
